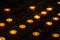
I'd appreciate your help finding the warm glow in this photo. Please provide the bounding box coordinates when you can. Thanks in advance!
[0,23,5,28]
[57,1,60,4]
[52,33,60,38]
[53,17,59,21]
[9,30,17,35]
[27,19,33,24]
[34,15,40,20]
[46,7,53,11]
[4,8,11,13]
[46,21,53,26]
[0,37,6,40]
[32,31,40,36]
[19,24,26,29]
[29,6,35,10]
[6,18,13,23]
[57,13,60,16]
[41,11,47,16]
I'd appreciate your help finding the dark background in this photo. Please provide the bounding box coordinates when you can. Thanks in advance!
[0,0,60,40]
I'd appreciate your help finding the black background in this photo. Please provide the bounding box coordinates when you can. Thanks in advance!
[0,0,60,40]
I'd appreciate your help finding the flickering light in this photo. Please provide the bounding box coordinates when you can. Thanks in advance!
[52,33,60,38]
[57,1,60,4]
[4,8,11,13]
[32,31,40,36]
[34,15,40,20]
[53,17,59,21]
[19,24,26,29]
[46,7,53,11]
[6,18,13,23]
[46,21,53,26]
[0,37,6,40]
[57,13,60,16]
[27,19,33,24]
[9,30,17,35]
[0,23,5,28]
[29,6,35,10]
[41,11,47,16]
